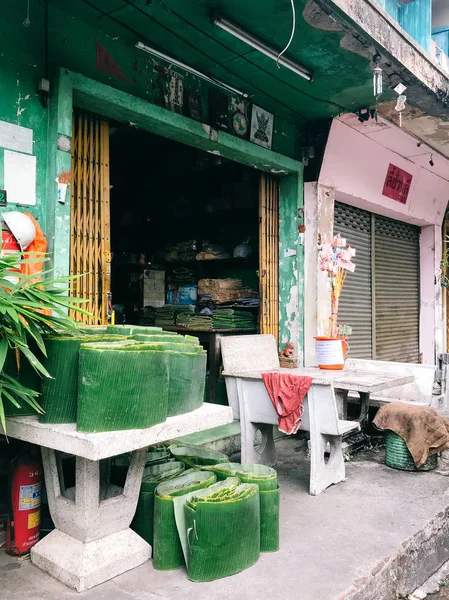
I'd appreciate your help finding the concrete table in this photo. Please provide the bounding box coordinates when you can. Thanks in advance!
[1,403,233,592]
[226,367,414,424]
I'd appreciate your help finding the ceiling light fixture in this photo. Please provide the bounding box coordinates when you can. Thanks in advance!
[212,15,313,83]
[135,42,248,98]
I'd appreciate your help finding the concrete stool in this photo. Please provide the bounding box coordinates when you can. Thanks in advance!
[32,447,150,592]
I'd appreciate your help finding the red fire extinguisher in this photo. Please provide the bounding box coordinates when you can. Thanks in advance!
[6,449,42,555]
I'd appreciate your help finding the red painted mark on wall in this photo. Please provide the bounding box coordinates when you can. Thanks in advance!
[382,163,413,205]
[96,41,129,83]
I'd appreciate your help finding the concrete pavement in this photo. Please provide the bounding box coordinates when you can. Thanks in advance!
[1,437,449,600]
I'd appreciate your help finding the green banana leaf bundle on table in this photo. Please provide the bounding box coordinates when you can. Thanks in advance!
[75,325,108,334]
[153,470,217,570]
[40,335,128,424]
[174,477,261,582]
[169,445,228,467]
[129,342,206,417]
[106,325,168,335]
[202,463,280,552]
[131,334,199,346]
[132,460,186,545]
[77,342,169,432]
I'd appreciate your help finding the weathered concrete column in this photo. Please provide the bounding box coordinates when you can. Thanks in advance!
[31,447,150,592]
[420,224,444,363]
[304,182,334,367]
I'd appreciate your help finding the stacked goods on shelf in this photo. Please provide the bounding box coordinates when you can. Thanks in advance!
[132,460,186,545]
[128,342,206,416]
[198,278,259,306]
[141,306,157,326]
[201,463,280,552]
[40,335,129,424]
[212,308,257,329]
[155,305,195,327]
[168,445,228,467]
[176,478,260,582]
[77,341,169,432]
[176,313,212,329]
[153,470,217,570]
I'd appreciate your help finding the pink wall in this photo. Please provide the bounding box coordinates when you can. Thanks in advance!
[319,119,449,227]
[312,117,448,363]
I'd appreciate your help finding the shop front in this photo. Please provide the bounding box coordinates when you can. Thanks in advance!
[48,70,304,394]
[305,113,449,367]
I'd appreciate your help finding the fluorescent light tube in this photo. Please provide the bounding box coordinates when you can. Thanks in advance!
[213,16,313,82]
[135,42,248,97]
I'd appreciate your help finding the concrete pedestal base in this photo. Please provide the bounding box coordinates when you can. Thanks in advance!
[31,528,150,592]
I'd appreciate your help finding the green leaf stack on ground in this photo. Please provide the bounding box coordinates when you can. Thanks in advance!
[153,469,217,571]
[202,463,280,552]
[169,445,228,467]
[40,335,129,424]
[130,342,206,416]
[132,460,186,545]
[77,342,170,432]
[178,478,261,582]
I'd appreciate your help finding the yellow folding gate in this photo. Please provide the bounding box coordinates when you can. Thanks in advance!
[259,174,279,344]
[70,109,111,324]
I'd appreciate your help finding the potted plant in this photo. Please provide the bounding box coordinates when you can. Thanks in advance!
[0,251,88,433]
[316,235,356,370]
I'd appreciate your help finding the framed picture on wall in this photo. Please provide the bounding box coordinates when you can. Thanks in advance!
[250,105,274,150]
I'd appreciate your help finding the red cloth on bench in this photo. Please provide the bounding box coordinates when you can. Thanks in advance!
[262,372,313,435]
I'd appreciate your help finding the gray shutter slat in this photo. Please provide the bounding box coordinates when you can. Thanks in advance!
[374,216,420,363]
[334,203,373,359]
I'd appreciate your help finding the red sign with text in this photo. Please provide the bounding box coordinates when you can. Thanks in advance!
[382,163,413,205]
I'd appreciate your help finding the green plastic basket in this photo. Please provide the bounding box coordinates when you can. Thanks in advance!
[385,431,438,472]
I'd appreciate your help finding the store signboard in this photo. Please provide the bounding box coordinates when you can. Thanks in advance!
[382,163,413,205]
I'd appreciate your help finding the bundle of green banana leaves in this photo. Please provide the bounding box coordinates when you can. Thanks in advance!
[173,477,261,581]
[131,334,199,346]
[77,341,169,432]
[153,470,217,570]
[129,343,206,417]
[168,445,228,467]
[132,460,186,545]
[106,325,168,335]
[40,334,128,424]
[202,463,280,552]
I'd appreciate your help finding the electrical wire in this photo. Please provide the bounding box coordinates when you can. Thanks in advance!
[277,0,295,68]
[151,1,353,113]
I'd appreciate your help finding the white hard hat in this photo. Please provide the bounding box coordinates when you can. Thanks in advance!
[2,211,36,251]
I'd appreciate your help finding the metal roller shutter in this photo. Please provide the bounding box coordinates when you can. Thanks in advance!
[334,203,373,359]
[374,216,420,363]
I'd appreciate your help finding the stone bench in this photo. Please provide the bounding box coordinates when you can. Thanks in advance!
[343,358,442,416]
[221,334,360,496]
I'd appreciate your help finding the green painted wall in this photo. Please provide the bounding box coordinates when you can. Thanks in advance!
[0,0,305,354]
[0,4,48,225]
[0,0,300,229]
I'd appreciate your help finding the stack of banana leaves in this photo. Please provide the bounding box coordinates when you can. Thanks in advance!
[168,445,228,467]
[128,342,207,416]
[201,462,280,552]
[153,470,217,570]
[174,477,261,582]
[132,460,186,545]
[40,334,130,424]
[77,341,169,432]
